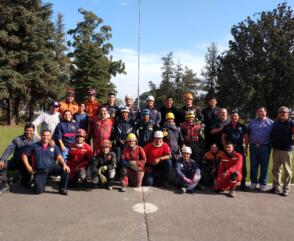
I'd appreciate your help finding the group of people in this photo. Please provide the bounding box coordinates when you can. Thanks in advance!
[0,88,293,198]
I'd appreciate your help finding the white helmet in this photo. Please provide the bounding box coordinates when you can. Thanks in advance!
[182,146,192,154]
[146,95,155,101]
[154,131,164,138]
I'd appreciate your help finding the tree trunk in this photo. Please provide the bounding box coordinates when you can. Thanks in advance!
[7,97,17,126]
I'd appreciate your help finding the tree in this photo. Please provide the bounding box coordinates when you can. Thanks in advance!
[201,42,219,101]
[217,2,294,117]
[67,8,125,103]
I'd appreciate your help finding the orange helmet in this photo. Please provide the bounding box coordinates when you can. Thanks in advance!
[184,93,193,100]
[101,140,112,148]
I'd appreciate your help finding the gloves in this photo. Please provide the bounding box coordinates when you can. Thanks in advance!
[230,172,238,182]
[99,174,107,184]
[128,161,138,171]
[100,165,108,172]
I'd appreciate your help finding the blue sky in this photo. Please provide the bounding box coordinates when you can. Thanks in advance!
[47,0,293,99]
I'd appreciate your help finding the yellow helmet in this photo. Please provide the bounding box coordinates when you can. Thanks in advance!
[165,112,175,119]
[127,133,137,141]
[184,93,193,100]
[185,111,195,119]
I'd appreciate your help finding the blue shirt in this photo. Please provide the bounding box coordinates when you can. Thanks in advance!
[223,122,247,146]
[74,112,88,131]
[27,142,61,169]
[248,117,273,145]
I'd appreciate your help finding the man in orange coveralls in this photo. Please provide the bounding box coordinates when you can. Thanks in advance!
[59,89,79,116]
[67,129,93,186]
[214,143,243,198]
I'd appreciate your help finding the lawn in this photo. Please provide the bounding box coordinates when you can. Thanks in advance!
[0,125,293,183]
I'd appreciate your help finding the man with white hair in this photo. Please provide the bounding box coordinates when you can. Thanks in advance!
[270,106,294,197]
[123,95,138,122]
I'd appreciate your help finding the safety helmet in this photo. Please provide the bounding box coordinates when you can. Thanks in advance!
[185,110,195,119]
[154,131,164,138]
[146,95,155,102]
[182,146,192,154]
[76,128,86,137]
[184,93,193,100]
[101,140,112,148]
[127,133,137,141]
[165,112,175,119]
[120,107,130,113]
[142,108,151,116]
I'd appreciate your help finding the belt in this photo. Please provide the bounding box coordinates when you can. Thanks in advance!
[251,143,270,147]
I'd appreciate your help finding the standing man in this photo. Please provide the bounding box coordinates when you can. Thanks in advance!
[32,101,61,137]
[59,89,79,116]
[201,97,221,150]
[123,95,138,122]
[178,93,202,124]
[0,124,39,190]
[159,96,179,126]
[104,92,120,119]
[270,106,294,196]
[248,107,273,192]
[222,111,248,190]
[22,130,70,195]
[85,88,102,121]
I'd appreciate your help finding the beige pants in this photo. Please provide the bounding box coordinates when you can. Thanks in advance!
[272,149,293,192]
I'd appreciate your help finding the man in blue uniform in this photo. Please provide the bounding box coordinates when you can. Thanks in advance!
[22,130,70,195]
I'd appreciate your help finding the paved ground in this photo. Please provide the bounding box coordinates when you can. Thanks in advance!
[0,182,293,241]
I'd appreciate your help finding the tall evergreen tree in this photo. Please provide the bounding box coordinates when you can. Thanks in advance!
[67,8,125,103]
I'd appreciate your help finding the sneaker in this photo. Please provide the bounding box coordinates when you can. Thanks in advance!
[107,186,113,190]
[0,184,9,194]
[280,191,289,197]
[120,187,126,192]
[249,183,257,190]
[58,189,68,196]
[259,185,267,192]
[228,189,235,198]
[181,187,187,194]
[268,187,281,194]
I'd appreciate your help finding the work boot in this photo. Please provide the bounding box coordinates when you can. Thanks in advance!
[228,189,235,198]
[120,186,126,192]
[0,184,9,194]
[59,189,68,196]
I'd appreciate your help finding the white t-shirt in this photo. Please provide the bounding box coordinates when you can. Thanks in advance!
[32,111,61,136]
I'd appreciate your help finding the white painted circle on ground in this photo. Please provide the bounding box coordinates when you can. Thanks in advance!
[132,202,158,214]
[133,186,151,193]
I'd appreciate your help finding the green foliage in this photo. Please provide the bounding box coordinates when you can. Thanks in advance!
[67,8,125,103]
[216,2,294,117]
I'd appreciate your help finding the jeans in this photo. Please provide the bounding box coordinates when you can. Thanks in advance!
[144,159,172,186]
[250,144,271,186]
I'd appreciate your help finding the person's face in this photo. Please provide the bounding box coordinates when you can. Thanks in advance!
[88,95,95,101]
[182,152,191,161]
[143,114,150,122]
[102,146,110,154]
[63,111,72,121]
[154,137,163,146]
[165,98,173,108]
[78,104,86,113]
[76,136,85,144]
[256,108,267,119]
[278,109,289,121]
[108,95,116,105]
[41,131,51,144]
[127,140,136,148]
[122,111,129,120]
[225,144,234,154]
[125,98,133,106]
[210,144,218,154]
[219,109,228,120]
[66,95,74,103]
[231,113,239,123]
[147,100,154,108]
[100,108,108,119]
[167,118,174,125]
[24,127,34,139]
[50,106,59,113]
[186,117,195,123]
[209,99,217,108]
[185,98,193,107]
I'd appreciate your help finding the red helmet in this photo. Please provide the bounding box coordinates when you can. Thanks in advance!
[76,128,86,137]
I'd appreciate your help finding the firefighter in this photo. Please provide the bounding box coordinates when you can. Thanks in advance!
[59,89,79,116]
[120,133,146,192]
[214,143,243,198]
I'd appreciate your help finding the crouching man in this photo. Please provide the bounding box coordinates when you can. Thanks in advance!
[120,133,146,192]
[22,130,70,195]
[176,146,201,193]
[91,140,116,190]
[67,129,93,187]
[214,143,243,198]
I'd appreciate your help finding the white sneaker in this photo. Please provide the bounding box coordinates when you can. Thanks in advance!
[249,183,257,190]
[259,185,267,192]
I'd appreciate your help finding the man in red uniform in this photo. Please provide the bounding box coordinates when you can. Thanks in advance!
[120,133,146,192]
[89,106,113,156]
[67,129,93,186]
[143,131,172,187]
[214,143,243,197]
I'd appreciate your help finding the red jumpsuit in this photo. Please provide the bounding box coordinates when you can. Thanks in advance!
[214,151,243,191]
[67,143,93,181]
[90,117,113,155]
[121,146,146,187]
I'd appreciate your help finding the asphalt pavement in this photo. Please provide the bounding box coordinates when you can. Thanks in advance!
[0,182,293,241]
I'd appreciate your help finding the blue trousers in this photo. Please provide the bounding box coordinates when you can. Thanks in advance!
[249,144,271,186]
[144,159,172,186]
[34,164,68,194]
